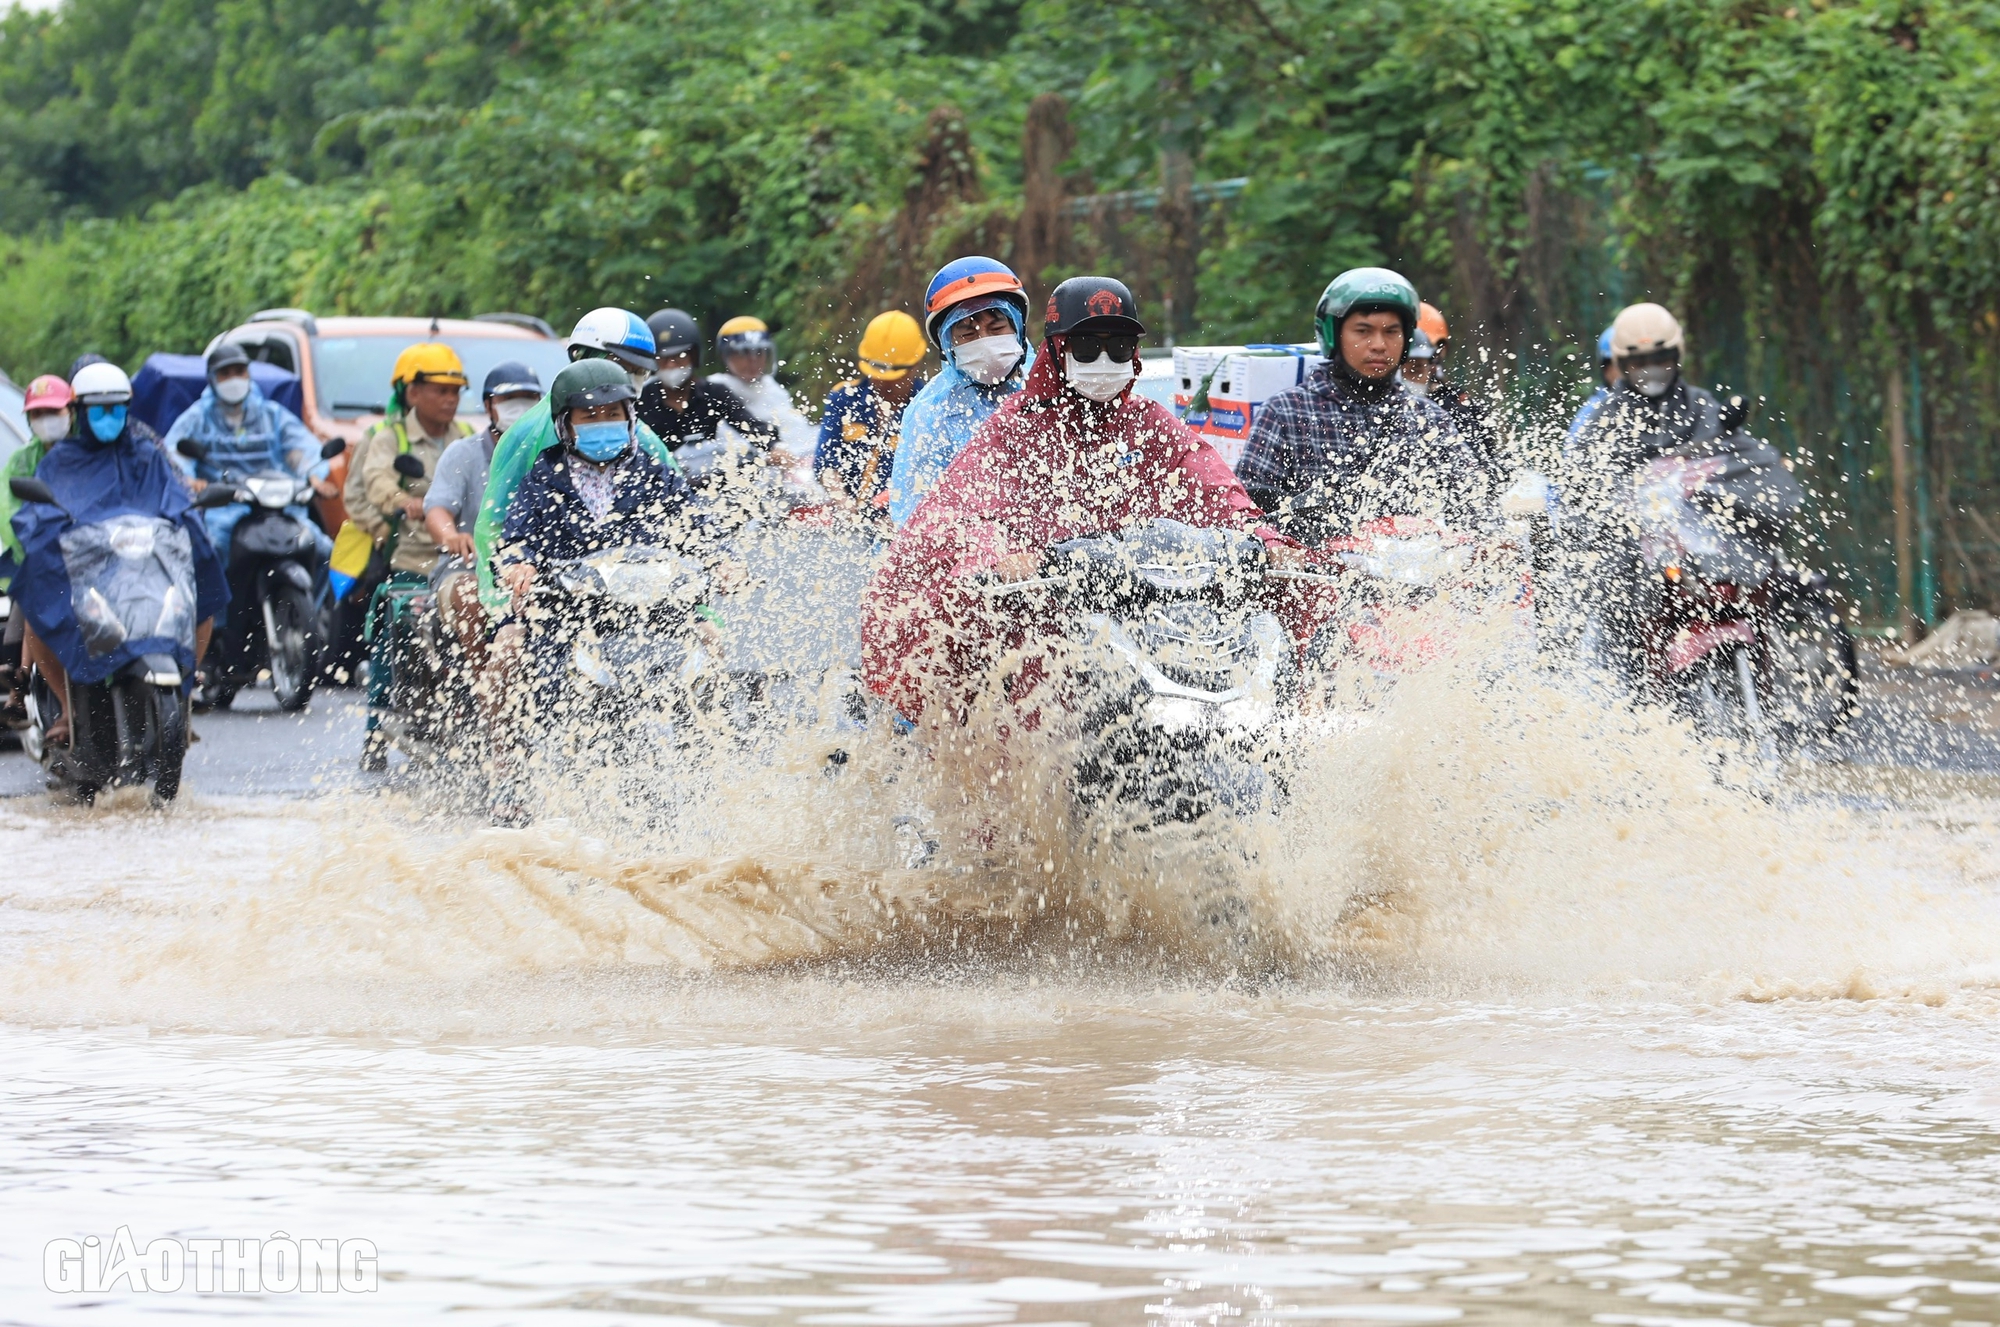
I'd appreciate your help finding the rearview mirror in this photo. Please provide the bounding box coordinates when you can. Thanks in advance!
[392,453,425,480]
[8,477,56,506]
[176,436,209,461]
[319,438,347,461]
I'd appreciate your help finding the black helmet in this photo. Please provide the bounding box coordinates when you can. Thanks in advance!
[1042,276,1144,340]
[646,308,703,364]
[481,360,542,400]
[206,341,250,379]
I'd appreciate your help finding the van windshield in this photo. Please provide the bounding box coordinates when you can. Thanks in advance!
[312,335,571,419]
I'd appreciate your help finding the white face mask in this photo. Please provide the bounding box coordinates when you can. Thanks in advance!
[492,397,536,433]
[29,412,69,443]
[953,334,1023,386]
[214,375,252,406]
[1403,377,1431,397]
[1627,363,1676,398]
[1064,352,1134,403]
[657,365,693,389]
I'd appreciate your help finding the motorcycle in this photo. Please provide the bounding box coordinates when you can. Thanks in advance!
[1631,451,1857,751]
[971,519,1306,959]
[528,544,715,749]
[7,475,236,802]
[176,436,335,711]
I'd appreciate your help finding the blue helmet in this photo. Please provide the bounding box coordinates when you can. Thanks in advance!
[923,256,1028,349]
[567,307,657,375]
[1596,325,1616,364]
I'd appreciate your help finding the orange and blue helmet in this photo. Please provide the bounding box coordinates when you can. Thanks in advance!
[923,256,1028,349]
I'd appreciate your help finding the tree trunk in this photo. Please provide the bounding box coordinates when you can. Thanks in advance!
[1014,93,1074,316]
[1157,138,1196,347]
[1886,366,1919,642]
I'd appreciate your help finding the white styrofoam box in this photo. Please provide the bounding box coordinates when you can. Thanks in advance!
[1172,346,1234,396]
[1202,350,1327,442]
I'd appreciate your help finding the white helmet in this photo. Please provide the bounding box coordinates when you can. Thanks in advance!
[71,361,134,405]
[566,307,657,376]
[1610,303,1684,361]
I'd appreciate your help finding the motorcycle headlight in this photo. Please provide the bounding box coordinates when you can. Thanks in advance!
[246,475,294,509]
[108,520,157,560]
[570,640,616,689]
[556,564,607,597]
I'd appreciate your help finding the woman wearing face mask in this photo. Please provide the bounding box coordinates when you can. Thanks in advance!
[1,376,79,724]
[860,275,1305,724]
[9,362,228,747]
[162,341,323,566]
[635,308,779,480]
[886,257,1036,528]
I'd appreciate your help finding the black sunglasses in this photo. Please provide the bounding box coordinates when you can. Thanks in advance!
[1066,333,1139,364]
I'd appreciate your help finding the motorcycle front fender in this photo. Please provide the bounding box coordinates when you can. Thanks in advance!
[270,560,313,593]
[1666,618,1757,674]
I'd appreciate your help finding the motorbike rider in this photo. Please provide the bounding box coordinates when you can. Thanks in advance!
[887,256,1032,527]
[1565,324,1621,444]
[862,275,1304,725]
[707,316,817,463]
[634,308,778,469]
[9,362,227,747]
[1237,268,1489,548]
[162,340,328,576]
[2,376,79,725]
[487,359,708,823]
[422,361,542,691]
[1564,302,1799,683]
[345,342,474,768]
[814,310,927,513]
[472,308,682,617]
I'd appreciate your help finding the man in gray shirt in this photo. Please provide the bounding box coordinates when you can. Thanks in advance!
[424,361,542,676]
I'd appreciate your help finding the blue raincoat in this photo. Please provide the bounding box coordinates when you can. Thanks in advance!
[161,380,324,562]
[885,320,1031,527]
[162,380,318,481]
[10,429,229,686]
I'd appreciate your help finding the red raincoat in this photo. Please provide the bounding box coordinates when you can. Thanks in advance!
[862,342,1293,723]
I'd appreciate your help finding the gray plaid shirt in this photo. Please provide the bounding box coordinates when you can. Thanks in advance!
[1237,365,1490,543]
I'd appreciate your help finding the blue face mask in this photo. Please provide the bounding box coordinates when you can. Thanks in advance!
[571,421,631,463]
[86,404,126,443]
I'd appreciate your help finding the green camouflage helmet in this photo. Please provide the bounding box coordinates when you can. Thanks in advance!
[1314,267,1420,355]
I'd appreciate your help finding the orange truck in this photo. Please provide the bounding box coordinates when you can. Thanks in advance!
[213,311,570,530]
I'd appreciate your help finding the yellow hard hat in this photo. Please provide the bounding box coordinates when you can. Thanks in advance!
[857,310,925,380]
[391,341,468,388]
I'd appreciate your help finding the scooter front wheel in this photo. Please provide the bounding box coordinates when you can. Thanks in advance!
[150,685,187,802]
[269,584,320,712]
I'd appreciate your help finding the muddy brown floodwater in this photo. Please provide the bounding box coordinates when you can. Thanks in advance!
[4,653,2000,1325]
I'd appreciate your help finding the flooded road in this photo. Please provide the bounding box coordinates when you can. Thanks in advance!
[5,667,2000,1324]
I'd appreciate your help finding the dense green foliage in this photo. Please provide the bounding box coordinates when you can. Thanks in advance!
[1,0,1995,614]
